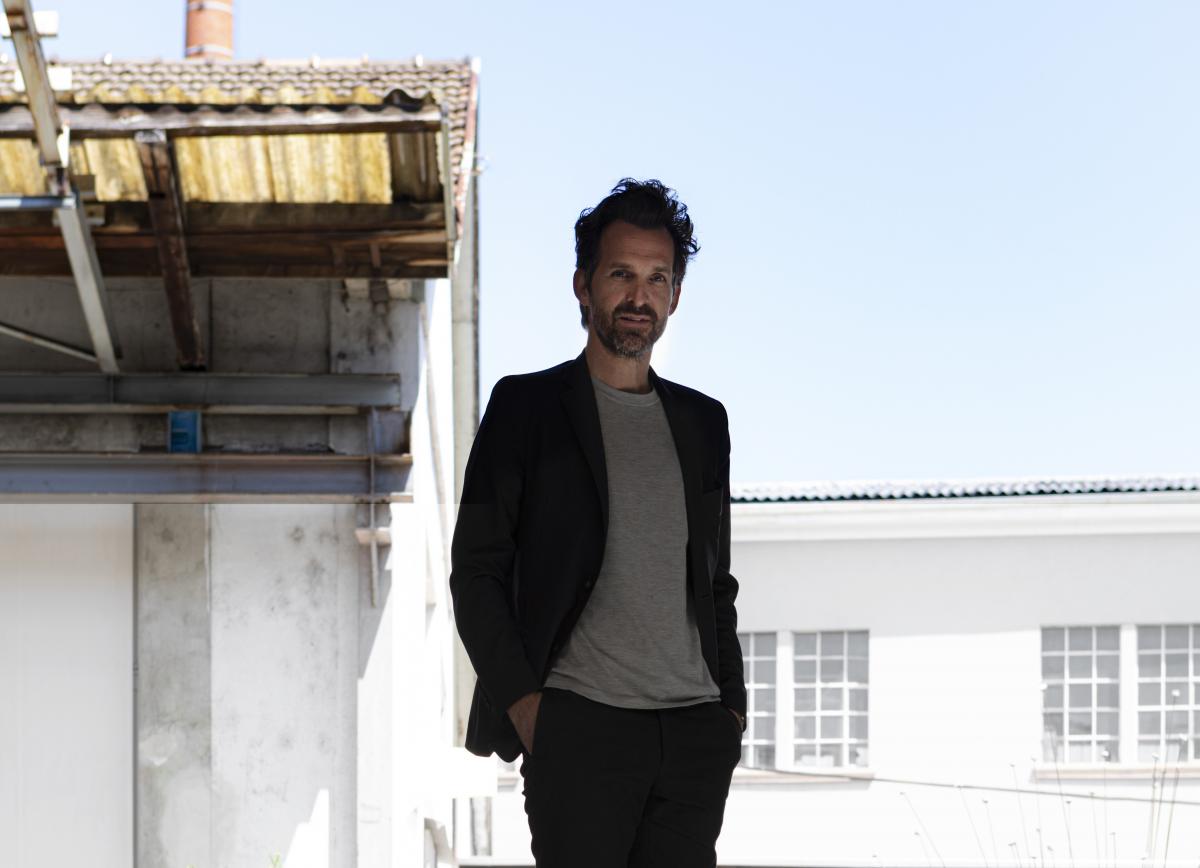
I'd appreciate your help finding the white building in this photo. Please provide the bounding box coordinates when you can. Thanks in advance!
[0,45,487,868]
[471,476,1200,868]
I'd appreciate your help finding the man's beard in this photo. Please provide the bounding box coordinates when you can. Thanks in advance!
[590,298,667,360]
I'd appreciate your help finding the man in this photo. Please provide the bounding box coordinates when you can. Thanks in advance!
[450,178,746,867]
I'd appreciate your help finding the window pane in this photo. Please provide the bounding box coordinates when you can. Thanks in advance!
[820,687,842,710]
[1068,712,1092,735]
[1138,741,1158,763]
[850,744,869,767]
[757,687,776,713]
[1140,654,1161,677]
[1069,627,1093,651]
[1043,713,1063,737]
[1165,625,1188,649]
[820,632,844,657]
[1138,626,1162,650]
[820,715,842,738]
[1043,684,1063,709]
[794,716,815,739]
[795,687,816,711]
[738,633,751,656]
[1097,655,1119,678]
[1099,741,1118,763]
[1042,655,1064,678]
[820,658,844,681]
[1096,627,1119,651]
[1069,655,1092,678]
[849,688,868,711]
[1068,741,1092,763]
[1097,712,1119,736]
[752,659,774,683]
[1166,654,1188,677]
[794,659,816,683]
[1167,682,1187,705]
[795,744,819,766]
[756,632,777,657]
[1096,684,1119,708]
[1139,711,1161,735]
[1069,684,1092,708]
[1166,738,1187,762]
[848,658,868,683]
[818,744,841,767]
[794,632,817,656]
[1042,627,1065,652]
[849,715,868,739]
[753,745,775,768]
[756,713,775,735]
[1166,711,1188,735]
[1139,682,1161,706]
[848,631,868,657]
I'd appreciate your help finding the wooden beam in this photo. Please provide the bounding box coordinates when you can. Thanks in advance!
[0,237,449,278]
[0,101,442,139]
[136,130,205,370]
[0,200,446,235]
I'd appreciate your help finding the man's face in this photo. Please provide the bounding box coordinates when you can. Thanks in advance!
[573,220,681,360]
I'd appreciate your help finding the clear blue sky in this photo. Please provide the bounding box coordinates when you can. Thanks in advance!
[36,1,1200,484]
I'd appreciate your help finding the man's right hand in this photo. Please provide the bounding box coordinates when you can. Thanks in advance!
[508,691,543,754]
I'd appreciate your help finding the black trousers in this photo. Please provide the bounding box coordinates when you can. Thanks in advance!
[518,686,742,868]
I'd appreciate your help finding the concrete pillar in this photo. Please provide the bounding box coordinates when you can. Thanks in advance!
[136,503,213,868]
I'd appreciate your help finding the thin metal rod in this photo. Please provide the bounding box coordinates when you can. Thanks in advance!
[0,194,73,209]
[0,318,97,361]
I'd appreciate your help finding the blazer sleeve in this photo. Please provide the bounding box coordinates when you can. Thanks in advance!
[714,400,748,718]
[449,376,542,716]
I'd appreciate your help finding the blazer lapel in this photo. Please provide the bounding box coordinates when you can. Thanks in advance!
[560,351,609,538]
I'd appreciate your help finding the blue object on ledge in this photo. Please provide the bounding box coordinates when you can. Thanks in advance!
[168,410,202,453]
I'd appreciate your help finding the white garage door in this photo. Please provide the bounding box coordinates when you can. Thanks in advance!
[0,504,133,868]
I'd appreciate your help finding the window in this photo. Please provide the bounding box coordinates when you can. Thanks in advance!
[738,631,776,768]
[1041,625,1120,763]
[794,630,869,768]
[1136,624,1200,763]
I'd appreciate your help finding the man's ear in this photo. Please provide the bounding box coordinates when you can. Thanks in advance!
[572,268,588,303]
[668,279,682,315]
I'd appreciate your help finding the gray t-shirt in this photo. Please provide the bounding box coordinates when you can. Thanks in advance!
[543,374,721,708]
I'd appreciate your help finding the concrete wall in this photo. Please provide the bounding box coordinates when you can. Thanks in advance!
[0,276,420,454]
[481,507,1200,867]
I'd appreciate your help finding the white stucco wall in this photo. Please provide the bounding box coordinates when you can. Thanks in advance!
[479,497,1200,867]
[0,504,134,868]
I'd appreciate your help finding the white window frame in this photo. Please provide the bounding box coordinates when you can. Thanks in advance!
[737,628,870,773]
[1135,623,1199,764]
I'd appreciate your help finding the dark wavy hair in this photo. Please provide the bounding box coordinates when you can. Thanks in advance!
[574,178,700,326]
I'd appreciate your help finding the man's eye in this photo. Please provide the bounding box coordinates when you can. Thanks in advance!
[651,275,665,282]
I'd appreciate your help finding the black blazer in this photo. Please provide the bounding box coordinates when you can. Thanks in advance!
[449,349,746,761]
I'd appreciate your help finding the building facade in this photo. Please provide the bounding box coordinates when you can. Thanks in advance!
[472,478,1200,867]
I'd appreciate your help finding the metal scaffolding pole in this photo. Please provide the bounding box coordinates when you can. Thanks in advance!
[2,0,121,371]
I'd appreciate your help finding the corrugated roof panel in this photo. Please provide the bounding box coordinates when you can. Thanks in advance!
[0,58,476,214]
[731,476,1200,503]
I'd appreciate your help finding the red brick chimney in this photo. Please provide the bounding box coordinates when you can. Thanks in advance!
[185,0,233,60]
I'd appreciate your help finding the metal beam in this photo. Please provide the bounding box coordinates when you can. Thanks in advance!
[0,319,97,362]
[4,0,121,372]
[54,193,121,371]
[0,101,443,139]
[0,452,412,500]
[1,0,61,166]
[136,130,204,369]
[0,372,405,412]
